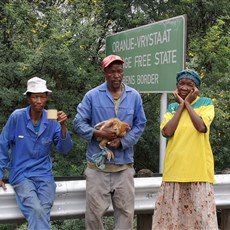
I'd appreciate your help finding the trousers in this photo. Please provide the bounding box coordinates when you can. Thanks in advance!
[85,167,135,230]
[13,176,56,230]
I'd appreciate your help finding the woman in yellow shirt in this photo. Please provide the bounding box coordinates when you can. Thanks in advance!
[152,69,218,229]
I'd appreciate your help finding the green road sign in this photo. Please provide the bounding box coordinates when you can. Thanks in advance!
[106,15,187,93]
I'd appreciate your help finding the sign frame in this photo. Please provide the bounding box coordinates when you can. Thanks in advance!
[106,15,187,93]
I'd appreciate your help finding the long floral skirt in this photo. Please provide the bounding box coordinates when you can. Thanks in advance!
[152,182,218,230]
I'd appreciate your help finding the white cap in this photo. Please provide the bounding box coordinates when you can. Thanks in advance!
[23,77,52,95]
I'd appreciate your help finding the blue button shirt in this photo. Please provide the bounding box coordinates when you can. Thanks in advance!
[74,82,147,165]
[0,106,73,185]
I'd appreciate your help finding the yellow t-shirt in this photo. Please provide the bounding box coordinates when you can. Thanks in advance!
[161,97,215,183]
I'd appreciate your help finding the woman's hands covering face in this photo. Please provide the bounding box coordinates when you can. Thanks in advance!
[173,86,199,104]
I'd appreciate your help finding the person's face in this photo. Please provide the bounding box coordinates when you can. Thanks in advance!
[104,62,124,90]
[176,78,196,99]
[27,93,48,113]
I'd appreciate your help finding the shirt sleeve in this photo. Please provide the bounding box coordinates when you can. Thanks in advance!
[0,115,14,180]
[160,103,177,136]
[120,94,147,149]
[73,94,95,142]
[199,98,215,130]
[53,123,73,154]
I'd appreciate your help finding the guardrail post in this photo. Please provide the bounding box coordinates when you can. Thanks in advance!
[136,169,154,230]
[221,209,230,230]
[137,213,153,230]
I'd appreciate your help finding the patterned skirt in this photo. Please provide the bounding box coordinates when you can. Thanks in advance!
[152,182,218,230]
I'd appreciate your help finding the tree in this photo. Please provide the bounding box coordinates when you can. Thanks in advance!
[187,16,230,172]
[0,0,229,229]
[0,0,229,177]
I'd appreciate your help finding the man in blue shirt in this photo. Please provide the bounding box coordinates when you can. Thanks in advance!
[74,55,147,230]
[0,77,73,230]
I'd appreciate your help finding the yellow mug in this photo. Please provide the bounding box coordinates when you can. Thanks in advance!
[47,109,58,120]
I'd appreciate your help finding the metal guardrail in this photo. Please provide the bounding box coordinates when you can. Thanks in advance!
[0,174,230,224]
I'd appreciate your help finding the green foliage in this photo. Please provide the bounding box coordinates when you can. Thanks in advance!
[0,0,104,177]
[0,0,229,184]
[0,1,229,229]
[134,93,161,172]
[187,16,230,172]
[51,219,85,230]
[0,224,18,230]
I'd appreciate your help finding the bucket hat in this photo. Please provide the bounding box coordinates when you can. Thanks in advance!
[23,77,52,95]
[102,55,124,70]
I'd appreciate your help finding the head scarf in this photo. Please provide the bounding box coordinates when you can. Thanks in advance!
[176,69,201,87]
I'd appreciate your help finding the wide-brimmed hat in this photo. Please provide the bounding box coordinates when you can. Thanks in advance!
[23,77,52,95]
[102,55,124,70]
